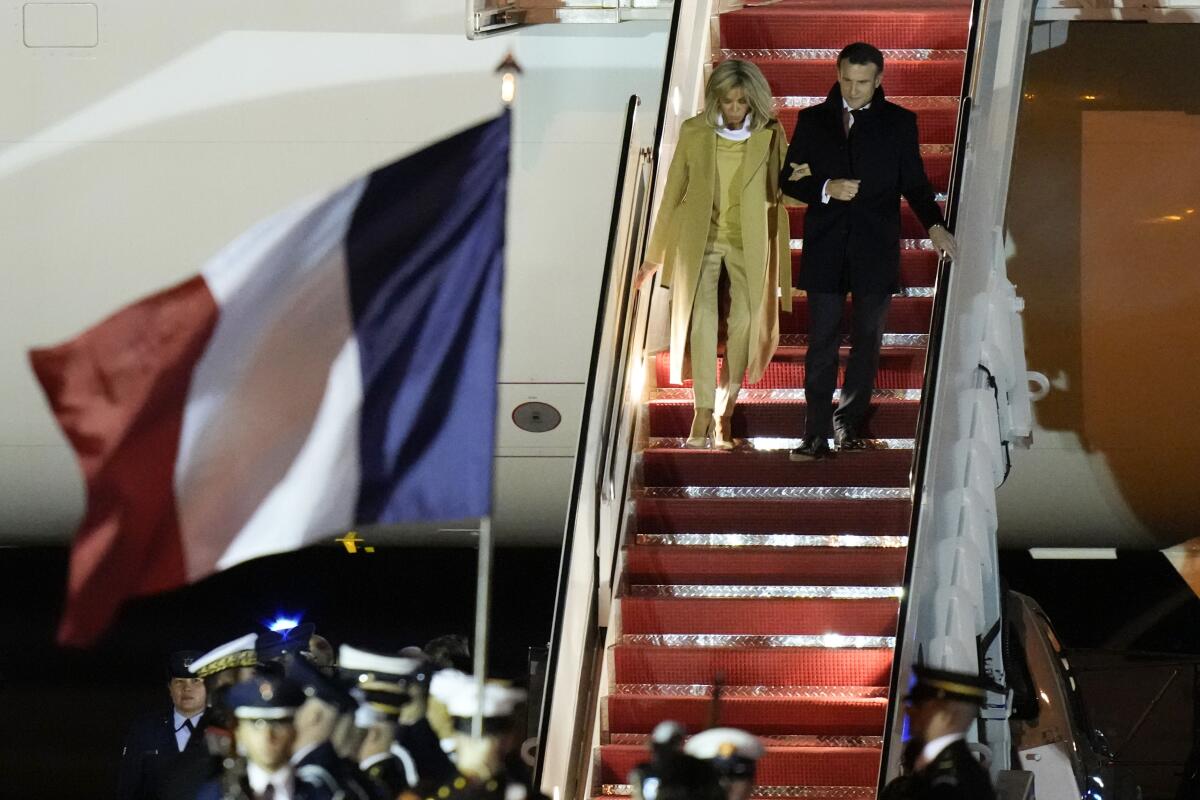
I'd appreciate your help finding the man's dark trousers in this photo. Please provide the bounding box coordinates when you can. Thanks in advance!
[805,290,891,438]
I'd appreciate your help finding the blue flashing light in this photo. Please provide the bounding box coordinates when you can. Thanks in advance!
[268,616,301,634]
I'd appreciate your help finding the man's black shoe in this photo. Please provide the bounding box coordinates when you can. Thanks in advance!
[790,435,831,461]
[835,425,867,451]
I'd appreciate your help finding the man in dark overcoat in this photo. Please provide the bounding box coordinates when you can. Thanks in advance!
[781,42,958,459]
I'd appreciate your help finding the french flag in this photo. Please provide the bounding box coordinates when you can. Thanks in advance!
[30,113,509,648]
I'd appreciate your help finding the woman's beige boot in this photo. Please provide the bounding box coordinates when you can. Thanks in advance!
[685,407,714,448]
[712,412,737,451]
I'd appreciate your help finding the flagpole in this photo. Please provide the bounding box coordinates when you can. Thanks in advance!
[472,52,521,741]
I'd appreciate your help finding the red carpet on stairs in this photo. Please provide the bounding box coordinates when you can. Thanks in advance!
[592,2,971,797]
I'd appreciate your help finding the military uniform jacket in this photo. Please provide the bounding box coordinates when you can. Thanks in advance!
[420,769,549,800]
[780,84,946,294]
[396,719,456,789]
[880,739,997,800]
[362,754,410,800]
[118,708,205,800]
[195,765,335,800]
[295,741,378,800]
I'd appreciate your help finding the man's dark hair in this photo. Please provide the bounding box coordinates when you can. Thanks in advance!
[423,634,472,672]
[837,42,885,73]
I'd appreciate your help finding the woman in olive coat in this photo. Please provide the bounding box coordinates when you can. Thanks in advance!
[640,60,792,449]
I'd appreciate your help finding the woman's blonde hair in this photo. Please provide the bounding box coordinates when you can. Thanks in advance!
[703,59,776,132]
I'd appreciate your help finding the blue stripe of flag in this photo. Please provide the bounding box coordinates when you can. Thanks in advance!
[346,112,508,524]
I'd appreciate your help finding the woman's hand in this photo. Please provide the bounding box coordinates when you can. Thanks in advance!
[636,260,662,289]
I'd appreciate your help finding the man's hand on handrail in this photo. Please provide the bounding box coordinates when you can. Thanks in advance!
[929,224,958,261]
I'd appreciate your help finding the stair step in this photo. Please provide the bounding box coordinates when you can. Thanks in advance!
[746,55,965,97]
[612,644,894,686]
[635,497,912,535]
[599,743,882,787]
[647,395,919,438]
[777,105,956,149]
[607,693,888,736]
[641,448,913,488]
[625,540,907,585]
[721,7,970,51]
[782,295,931,335]
[619,596,900,636]
[654,347,926,390]
[789,199,947,240]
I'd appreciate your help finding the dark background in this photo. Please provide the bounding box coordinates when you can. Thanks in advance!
[0,542,561,797]
[1001,550,1200,799]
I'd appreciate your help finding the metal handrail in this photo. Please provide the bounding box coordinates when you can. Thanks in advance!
[533,94,646,794]
[534,2,685,791]
[876,0,989,789]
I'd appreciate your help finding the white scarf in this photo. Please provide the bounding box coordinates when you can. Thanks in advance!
[715,112,753,142]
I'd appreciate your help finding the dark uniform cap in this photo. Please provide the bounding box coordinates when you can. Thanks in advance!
[256,623,316,663]
[227,674,307,720]
[286,653,358,714]
[905,664,990,706]
[167,650,203,679]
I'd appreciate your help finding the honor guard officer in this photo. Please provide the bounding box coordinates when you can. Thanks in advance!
[632,748,724,800]
[191,633,263,691]
[118,650,207,800]
[392,652,457,787]
[198,673,334,800]
[881,665,997,800]
[338,645,428,798]
[423,670,542,800]
[286,657,378,800]
[684,728,765,800]
[627,721,685,800]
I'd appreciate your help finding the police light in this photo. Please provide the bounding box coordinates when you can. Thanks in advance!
[268,616,301,634]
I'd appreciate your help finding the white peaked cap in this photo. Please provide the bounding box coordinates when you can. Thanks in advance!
[684,728,765,761]
[432,671,526,719]
[189,632,258,676]
[651,720,686,746]
[429,669,471,703]
[338,644,426,678]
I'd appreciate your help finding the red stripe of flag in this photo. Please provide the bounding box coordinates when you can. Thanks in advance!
[29,276,219,648]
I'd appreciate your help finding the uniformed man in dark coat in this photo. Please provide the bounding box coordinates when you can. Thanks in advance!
[422,670,546,800]
[196,672,334,800]
[881,664,997,800]
[780,42,958,460]
[286,656,380,800]
[117,650,207,800]
[684,727,764,800]
[337,645,430,799]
